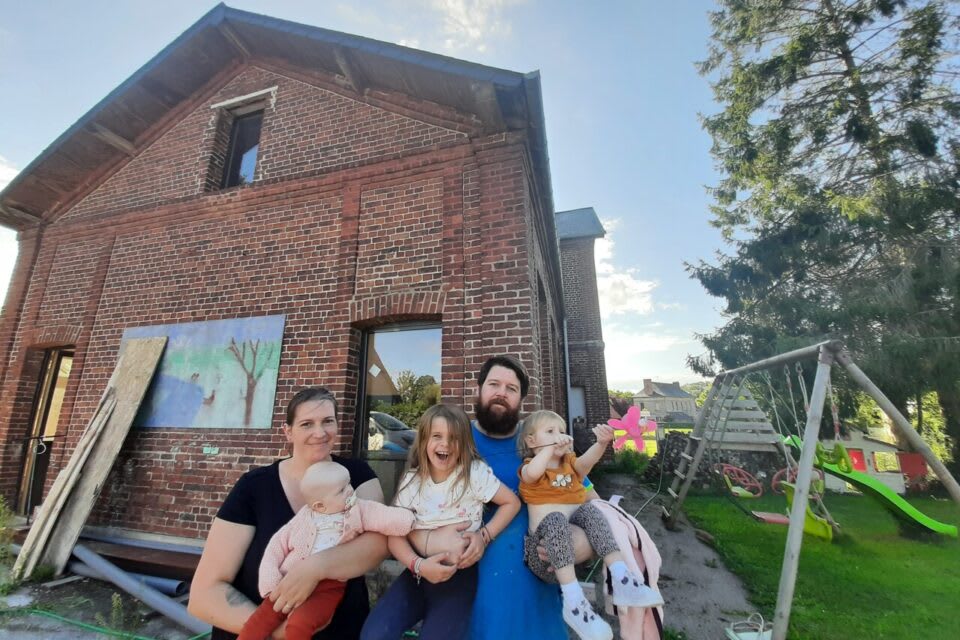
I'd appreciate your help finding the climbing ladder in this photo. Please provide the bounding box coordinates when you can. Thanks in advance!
[662,373,781,528]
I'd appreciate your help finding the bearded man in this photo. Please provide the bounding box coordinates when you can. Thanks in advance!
[405,355,597,639]
[467,355,597,640]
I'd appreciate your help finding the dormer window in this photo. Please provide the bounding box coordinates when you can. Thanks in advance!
[206,86,276,191]
[222,111,263,188]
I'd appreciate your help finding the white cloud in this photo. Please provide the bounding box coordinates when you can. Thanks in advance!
[0,155,17,189]
[0,156,20,306]
[595,218,659,317]
[602,323,703,391]
[429,0,519,53]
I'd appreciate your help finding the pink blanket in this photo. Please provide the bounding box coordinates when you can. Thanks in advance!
[591,497,664,640]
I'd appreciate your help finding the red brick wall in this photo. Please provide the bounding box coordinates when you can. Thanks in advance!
[62,66,467,222]
[0,61,570,538]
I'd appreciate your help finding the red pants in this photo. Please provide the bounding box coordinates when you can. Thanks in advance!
[238,579,346,640]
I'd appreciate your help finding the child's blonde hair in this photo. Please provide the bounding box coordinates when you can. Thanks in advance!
[517,409,567,459]
[398,404,481,504]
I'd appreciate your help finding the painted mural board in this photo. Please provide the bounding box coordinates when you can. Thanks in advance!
[122,315,285,428]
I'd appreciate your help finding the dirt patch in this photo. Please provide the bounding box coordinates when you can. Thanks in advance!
[592,473,757,640]
[1,577,194,639]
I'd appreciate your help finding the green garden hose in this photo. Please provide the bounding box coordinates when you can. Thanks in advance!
[0,607,210,640]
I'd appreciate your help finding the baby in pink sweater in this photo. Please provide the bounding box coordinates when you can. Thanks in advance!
[238,461,415,640]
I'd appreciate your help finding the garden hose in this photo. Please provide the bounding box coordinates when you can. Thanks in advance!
[0,606,211,640]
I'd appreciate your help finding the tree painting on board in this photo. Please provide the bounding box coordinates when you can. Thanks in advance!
[228,337,276,427]
[122,315,285,429]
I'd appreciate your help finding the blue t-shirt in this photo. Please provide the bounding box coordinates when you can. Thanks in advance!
[468,424,569,640]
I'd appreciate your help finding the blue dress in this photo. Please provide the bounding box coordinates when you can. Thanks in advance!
[468,424,568,640]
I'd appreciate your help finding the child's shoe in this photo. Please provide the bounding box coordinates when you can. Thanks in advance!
[562,597,613,640]
[609,570,664,608]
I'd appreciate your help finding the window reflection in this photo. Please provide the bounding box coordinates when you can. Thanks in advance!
[362,325,441,457]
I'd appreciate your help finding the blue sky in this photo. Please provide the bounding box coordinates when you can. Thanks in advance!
[0,0,725,390]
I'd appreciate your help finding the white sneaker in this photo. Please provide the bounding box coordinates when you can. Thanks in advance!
[562,597,613,640]
[609,572,664,608]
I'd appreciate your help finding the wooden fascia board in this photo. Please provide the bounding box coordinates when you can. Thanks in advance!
[0,203,42,227]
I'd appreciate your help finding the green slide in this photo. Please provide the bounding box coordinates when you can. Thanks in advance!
[785,436,958,538]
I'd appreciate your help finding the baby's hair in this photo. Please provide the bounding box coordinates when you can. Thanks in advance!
[518,409,567,459]
[398,404,481,504]
[300,461,349,506]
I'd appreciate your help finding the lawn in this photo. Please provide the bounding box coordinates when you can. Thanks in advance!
[683,492,960,639]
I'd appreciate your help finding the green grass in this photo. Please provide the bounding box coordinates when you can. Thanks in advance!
[684,493,960,640]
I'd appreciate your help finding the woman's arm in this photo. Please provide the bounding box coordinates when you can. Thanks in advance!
[187,518,257,633]
[267,478,389,611]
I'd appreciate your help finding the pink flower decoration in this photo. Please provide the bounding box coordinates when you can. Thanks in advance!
[608,406,657,451]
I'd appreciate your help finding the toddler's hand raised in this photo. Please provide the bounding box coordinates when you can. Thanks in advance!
[593,424,615,445]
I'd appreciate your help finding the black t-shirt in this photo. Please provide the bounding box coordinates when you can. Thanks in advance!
[211,455,378,640]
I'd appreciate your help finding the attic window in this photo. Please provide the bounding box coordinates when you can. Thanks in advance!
[222,111,263,188]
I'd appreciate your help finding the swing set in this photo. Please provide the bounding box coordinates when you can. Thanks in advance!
[660,340,960,640]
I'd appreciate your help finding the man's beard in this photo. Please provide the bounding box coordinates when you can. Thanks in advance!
[474,397,521,436]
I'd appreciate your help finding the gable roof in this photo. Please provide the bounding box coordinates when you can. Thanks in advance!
[0,3,555,232]
[635,381,693,399]
[556,207,605,240]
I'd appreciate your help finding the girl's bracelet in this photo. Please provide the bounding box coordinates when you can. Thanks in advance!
[413,556,424,585]
[481,525,495,545]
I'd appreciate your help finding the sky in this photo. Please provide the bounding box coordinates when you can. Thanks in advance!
[0,0,726,391]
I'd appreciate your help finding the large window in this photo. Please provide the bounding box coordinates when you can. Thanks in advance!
[358,324,441,460]
[222,111,263,188]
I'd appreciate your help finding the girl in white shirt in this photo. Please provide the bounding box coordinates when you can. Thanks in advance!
[361,404,519,640]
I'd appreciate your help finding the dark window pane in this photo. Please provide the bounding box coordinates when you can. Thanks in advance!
[222,112,263,188]
[361,326,441,457]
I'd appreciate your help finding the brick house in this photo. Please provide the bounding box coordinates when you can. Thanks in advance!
[556,208,609,448]
[0,5,607,540]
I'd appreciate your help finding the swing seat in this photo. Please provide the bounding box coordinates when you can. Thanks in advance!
[771,467,825,497]
[782,482,833,541]
[718,464,763,499]
[752,511,790,525]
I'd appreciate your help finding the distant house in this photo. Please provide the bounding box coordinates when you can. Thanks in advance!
[633,379,697,424]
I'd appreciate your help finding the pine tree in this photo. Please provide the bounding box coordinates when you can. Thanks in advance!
[692,0,960,467]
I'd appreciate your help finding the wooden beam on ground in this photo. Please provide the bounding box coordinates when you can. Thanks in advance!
[40,337,167,575]
[13,391,118,581]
